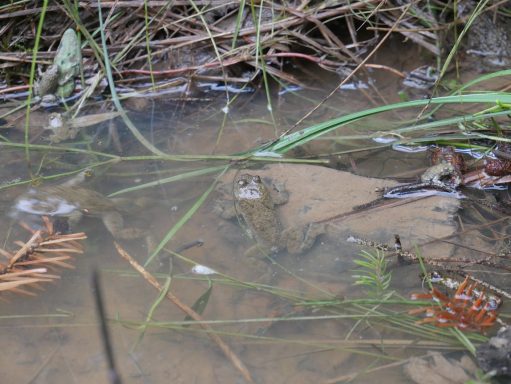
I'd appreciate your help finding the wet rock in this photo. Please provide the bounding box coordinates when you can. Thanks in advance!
[217,164,460,260]
[476,326,511,376]
[404,352,478,384]
[458,0,511,68]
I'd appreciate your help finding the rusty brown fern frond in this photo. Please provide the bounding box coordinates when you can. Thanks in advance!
[0,217,87,297]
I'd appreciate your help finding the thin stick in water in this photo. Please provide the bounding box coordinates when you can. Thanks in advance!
[92,268,123,384]
[114,242,254,383]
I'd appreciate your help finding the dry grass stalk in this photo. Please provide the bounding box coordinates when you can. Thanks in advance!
[0,217,87,296]
[0,1,448,92]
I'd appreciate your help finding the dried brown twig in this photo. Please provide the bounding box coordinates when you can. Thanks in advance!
[1,0,445,92]
[114,242,254,383]
[347,235,511,300]
[0,217,87,296]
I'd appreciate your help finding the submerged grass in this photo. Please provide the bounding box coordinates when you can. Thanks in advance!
[3,2,511,381]
[143,165,228,267]
[264,92,511,155]
[106,245,486,378]
[302,248,486,350]
[23,0,48,167]
[96,1,167,157]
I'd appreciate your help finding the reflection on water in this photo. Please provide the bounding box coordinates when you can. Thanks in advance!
[1,44,506,383]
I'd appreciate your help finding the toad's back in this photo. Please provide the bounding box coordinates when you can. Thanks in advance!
[234,174,283,252]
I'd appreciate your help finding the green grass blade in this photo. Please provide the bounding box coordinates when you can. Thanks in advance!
[131,276,172,351]
[450,328,476,356]
[108,166,227,197]
[144,166,229,267]
[24,0,49,168]
[184,283,213,324]
[266,92,511,154]
[96,0,168,156]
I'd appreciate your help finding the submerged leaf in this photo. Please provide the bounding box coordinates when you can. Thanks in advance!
[184,284,213,325]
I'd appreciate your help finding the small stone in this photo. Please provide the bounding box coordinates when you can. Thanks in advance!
[476,326,511,376]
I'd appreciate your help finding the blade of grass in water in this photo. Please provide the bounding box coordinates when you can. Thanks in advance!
[144,166,229,267]
[265,92,511,154]
[188,0,233,149]
[131,276,172,352]
[455,69,511,93]
[251,0,278,134]
[24,0,49,168]
[433,0,490,95]
[184,282,213,323]
[0,142,329,165]
[96,0,167,156]
[108,165,227,197]
[423,68,511,120]
[451,328,476,356]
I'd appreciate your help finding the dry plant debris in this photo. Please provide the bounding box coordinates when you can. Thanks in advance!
[0,217,87,297]
[410,276,501,332]
[0,1,445,89]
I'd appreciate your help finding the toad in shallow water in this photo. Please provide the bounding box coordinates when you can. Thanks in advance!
[384,161,462,198]
[420,162,462,188]
[11,170,147,240]
[37,28,81,104]
[215,173,324,258]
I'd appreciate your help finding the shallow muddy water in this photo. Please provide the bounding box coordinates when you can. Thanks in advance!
[1,40,510,384]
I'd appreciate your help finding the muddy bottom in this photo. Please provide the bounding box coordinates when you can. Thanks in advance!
[1,40,506,383]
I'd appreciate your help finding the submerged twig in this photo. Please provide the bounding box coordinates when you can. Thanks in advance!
[114,242,255,383]
[92,269,123,384]
[347,235,511,300]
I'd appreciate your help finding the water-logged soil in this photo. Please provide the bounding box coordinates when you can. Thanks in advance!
[1,39,510,383]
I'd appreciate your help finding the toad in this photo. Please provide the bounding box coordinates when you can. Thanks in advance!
[36,28,81,105]
[420,161,462,189]
[384,162,462,198]
[215,173,324,258]
[10,170,148,241]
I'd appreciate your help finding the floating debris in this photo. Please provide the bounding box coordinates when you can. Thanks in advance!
[391,144,428,153]
[191,264,218,276]
[410,276,501,332]
[0,217,86,297]
[372,136,398,144]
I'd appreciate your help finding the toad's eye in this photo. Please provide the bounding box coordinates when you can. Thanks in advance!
[238,179,247,187]
[253,176,261,183]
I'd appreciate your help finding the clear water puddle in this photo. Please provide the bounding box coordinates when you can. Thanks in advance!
[0,40,509,383]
